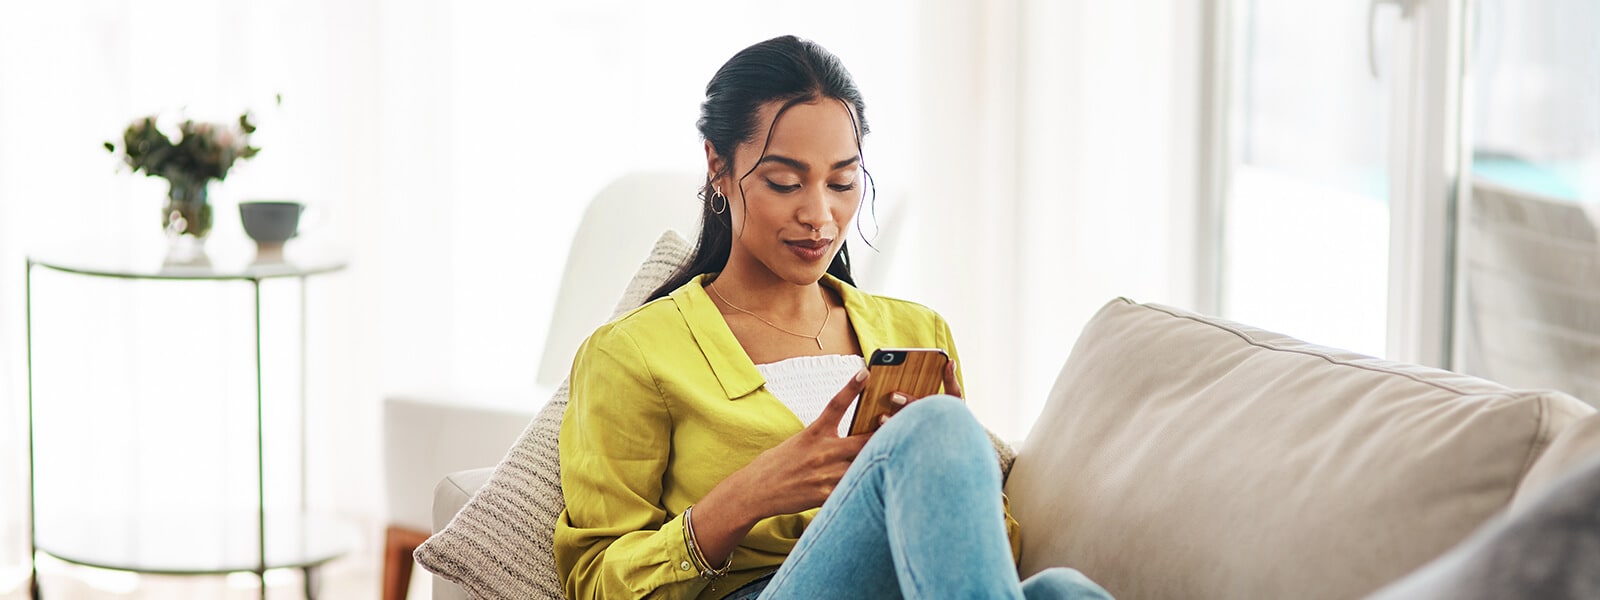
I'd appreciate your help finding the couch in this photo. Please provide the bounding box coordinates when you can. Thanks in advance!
[417,230,1600,599]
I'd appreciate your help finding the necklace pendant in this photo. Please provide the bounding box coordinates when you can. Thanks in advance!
[815,338,824,350]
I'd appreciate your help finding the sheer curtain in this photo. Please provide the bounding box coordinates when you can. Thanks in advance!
[0,0,921,593]
[897,2,1201,439]
[0,2,401,593]
[0,0,1199,594]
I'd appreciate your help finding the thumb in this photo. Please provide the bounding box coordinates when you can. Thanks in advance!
[812,368,869,432]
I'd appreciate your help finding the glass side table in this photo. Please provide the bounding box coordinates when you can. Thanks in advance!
[23,243,350,600]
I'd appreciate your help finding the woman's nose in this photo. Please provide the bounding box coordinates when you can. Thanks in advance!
[796,188,832,232]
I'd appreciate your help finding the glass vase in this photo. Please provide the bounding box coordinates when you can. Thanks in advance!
[163,178,213,263]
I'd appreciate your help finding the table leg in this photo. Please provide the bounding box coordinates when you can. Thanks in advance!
[255,278,267,600]
[299,276,308,513]
[25,261,39,600]
[303,565,319,600]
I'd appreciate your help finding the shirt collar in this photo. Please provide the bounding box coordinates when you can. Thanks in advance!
[671,273,884,400]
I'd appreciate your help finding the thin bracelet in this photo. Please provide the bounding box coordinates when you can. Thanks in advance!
[683,505,732,580]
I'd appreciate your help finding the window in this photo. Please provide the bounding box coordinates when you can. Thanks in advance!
[1219,0,1393,358]
[1456,0,1600,405]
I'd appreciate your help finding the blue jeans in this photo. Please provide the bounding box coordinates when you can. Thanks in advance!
[741,395,1113,600]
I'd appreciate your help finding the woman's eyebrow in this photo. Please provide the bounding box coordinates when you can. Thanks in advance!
[757,154,862,172]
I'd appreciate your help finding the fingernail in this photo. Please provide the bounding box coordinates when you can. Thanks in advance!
[879,415,890,425]
[855,368,869,382]
[891,393,908,406]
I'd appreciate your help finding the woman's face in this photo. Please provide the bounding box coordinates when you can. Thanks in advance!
[710,99,864,287]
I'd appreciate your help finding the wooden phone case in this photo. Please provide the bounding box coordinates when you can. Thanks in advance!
[848,348,949,436]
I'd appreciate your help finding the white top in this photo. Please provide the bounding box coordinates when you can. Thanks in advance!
[756,354,867,436]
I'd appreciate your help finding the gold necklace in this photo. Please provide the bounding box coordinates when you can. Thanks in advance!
[709,282,831,349]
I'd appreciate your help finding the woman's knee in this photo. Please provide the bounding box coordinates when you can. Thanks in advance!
[877,395,988,453]
[889,395,970,429]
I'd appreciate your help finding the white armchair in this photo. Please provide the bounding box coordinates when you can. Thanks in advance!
[382,171,702,600]
[383,396,536,600]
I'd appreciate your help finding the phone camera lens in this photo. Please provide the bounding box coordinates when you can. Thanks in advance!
[880,353,895,363]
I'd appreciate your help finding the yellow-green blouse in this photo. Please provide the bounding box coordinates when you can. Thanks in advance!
[554,274,1020,599]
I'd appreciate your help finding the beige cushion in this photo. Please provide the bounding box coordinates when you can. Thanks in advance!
[1364,452,1600,599]
[414,230,692,598]
[1513,412,1600,512]
[1005,298,1595,600]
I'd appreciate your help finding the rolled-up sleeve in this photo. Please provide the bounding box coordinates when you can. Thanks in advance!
[555,325,706,600]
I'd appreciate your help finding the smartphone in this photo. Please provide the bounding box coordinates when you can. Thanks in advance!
[848,348,951,436]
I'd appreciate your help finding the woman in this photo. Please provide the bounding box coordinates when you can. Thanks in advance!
[554,35,1112,600]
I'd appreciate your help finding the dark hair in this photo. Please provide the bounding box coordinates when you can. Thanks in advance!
[648,35,875,301]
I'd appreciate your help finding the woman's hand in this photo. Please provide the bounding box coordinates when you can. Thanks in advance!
[942,359,963,399]
[689,368,873,564]
[874,358,964,426]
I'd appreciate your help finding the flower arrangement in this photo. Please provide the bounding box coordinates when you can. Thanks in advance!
[105,112,259,185]
[104,111,260,240]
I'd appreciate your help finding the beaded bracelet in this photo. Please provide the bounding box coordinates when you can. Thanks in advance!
[682,505,732,580]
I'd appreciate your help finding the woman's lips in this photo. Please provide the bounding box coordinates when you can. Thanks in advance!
[785,238,832,262]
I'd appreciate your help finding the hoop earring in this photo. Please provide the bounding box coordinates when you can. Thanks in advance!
[710,188,728,215]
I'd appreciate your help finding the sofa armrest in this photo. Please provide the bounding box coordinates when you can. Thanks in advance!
[431,467,497,600]
[433,467,496,531]
[385,395,538,532]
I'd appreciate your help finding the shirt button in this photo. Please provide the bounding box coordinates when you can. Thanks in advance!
[680,561,691,571]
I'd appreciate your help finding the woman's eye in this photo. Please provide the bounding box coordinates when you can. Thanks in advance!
[766,181,801,193]
[828,182,858,192]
